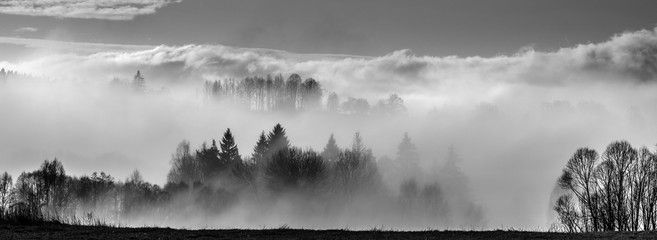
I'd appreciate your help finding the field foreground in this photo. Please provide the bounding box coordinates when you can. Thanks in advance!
[2,223,657,239]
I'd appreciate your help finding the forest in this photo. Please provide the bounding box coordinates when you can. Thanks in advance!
[0,121,483,229]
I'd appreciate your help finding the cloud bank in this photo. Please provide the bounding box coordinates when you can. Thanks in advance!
[2,27,657,109]
[0,0,180,20]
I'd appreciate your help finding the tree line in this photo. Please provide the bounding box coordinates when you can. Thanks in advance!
[554,140,657,232]
[204,73,407,115]
[1,124,481,228]
[1,69,407,116]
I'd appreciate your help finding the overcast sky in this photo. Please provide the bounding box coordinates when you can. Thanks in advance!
[1,0,657,57]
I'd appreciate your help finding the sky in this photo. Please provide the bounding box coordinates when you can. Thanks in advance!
[2,0,657,230]
[1,0,657,57]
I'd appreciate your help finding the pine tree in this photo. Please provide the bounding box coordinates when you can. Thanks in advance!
[352,132,365,154]
[219,128,241,164]
[267,123,290,155]
[197,140,221,181]
[321,134,340,162]
[396,132,420,179]
[252,131,269,163]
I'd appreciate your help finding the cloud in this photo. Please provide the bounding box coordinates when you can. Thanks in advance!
[0,36,153,53]
[0,0,180,20]
[13,27,38,33]
[2,27,657,107]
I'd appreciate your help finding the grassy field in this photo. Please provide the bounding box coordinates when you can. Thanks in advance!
[2,223,657,239]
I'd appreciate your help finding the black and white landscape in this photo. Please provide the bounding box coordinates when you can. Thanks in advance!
[1,1,657,238]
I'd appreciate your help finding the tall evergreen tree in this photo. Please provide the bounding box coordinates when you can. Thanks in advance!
[396,132,421,179]
[219,128,241,164]
[321,134,340,162]
[252,131,269,163]
[352,132,365,154]
[267,123,290,155]
[197,140,221,181]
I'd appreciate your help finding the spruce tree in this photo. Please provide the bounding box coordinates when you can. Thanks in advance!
[252,131,269,163]
[219,128,241,164]
[267,123,290,155]
[321,134,340,161]
[197,140,221,180]
[396,132,420,178]
[352,132,365,154]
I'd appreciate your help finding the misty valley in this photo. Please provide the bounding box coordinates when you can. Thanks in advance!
[2,5,657,236]
[0,72,484,230]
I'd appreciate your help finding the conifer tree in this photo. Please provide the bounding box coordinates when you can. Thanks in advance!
[267,123,290,155]
[352,132,365,154]
[321,134,340,162]
[396,132,420,178]
[197,140,221,180]
[252,131,269,163]
[219,128,241,164]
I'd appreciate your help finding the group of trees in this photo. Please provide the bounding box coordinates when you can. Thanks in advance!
[204,74,322,112]
[109,70,148,93]
[0,159,164,224]
[2,69,408,116]
[0,68,42,83]
[204,73,406,115]
[554,140,657,232]
[164,124,384,207]
[0,123,481,228]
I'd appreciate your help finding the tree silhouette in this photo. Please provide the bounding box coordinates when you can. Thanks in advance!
[326,92,339,113]
[167,141,199,184]
[252,131,269,164]
[219,128,241,164]
[396,132,421,180]
[321,134,340,162]
[342,97,370,114]
[373,93,407,115]
[132,70,145,93]
[37,159,68,216]
[265,148,327,195]
[0,172,12,215]
[300,78,322,110]
[553,140,657,232]
[557,148,600,231]
[0,68,6,83]
[267,123,290,156]
[196,140,221,181]
[351,132,365,154]
[284,74,301,111]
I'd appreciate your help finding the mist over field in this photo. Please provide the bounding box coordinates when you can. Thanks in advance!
[2,1,657,232]
[1,27,657,230]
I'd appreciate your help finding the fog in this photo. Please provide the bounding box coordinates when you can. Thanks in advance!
[1,27,657,230]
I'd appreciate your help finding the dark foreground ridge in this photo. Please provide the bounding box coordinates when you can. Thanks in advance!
[2,223,657,240]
